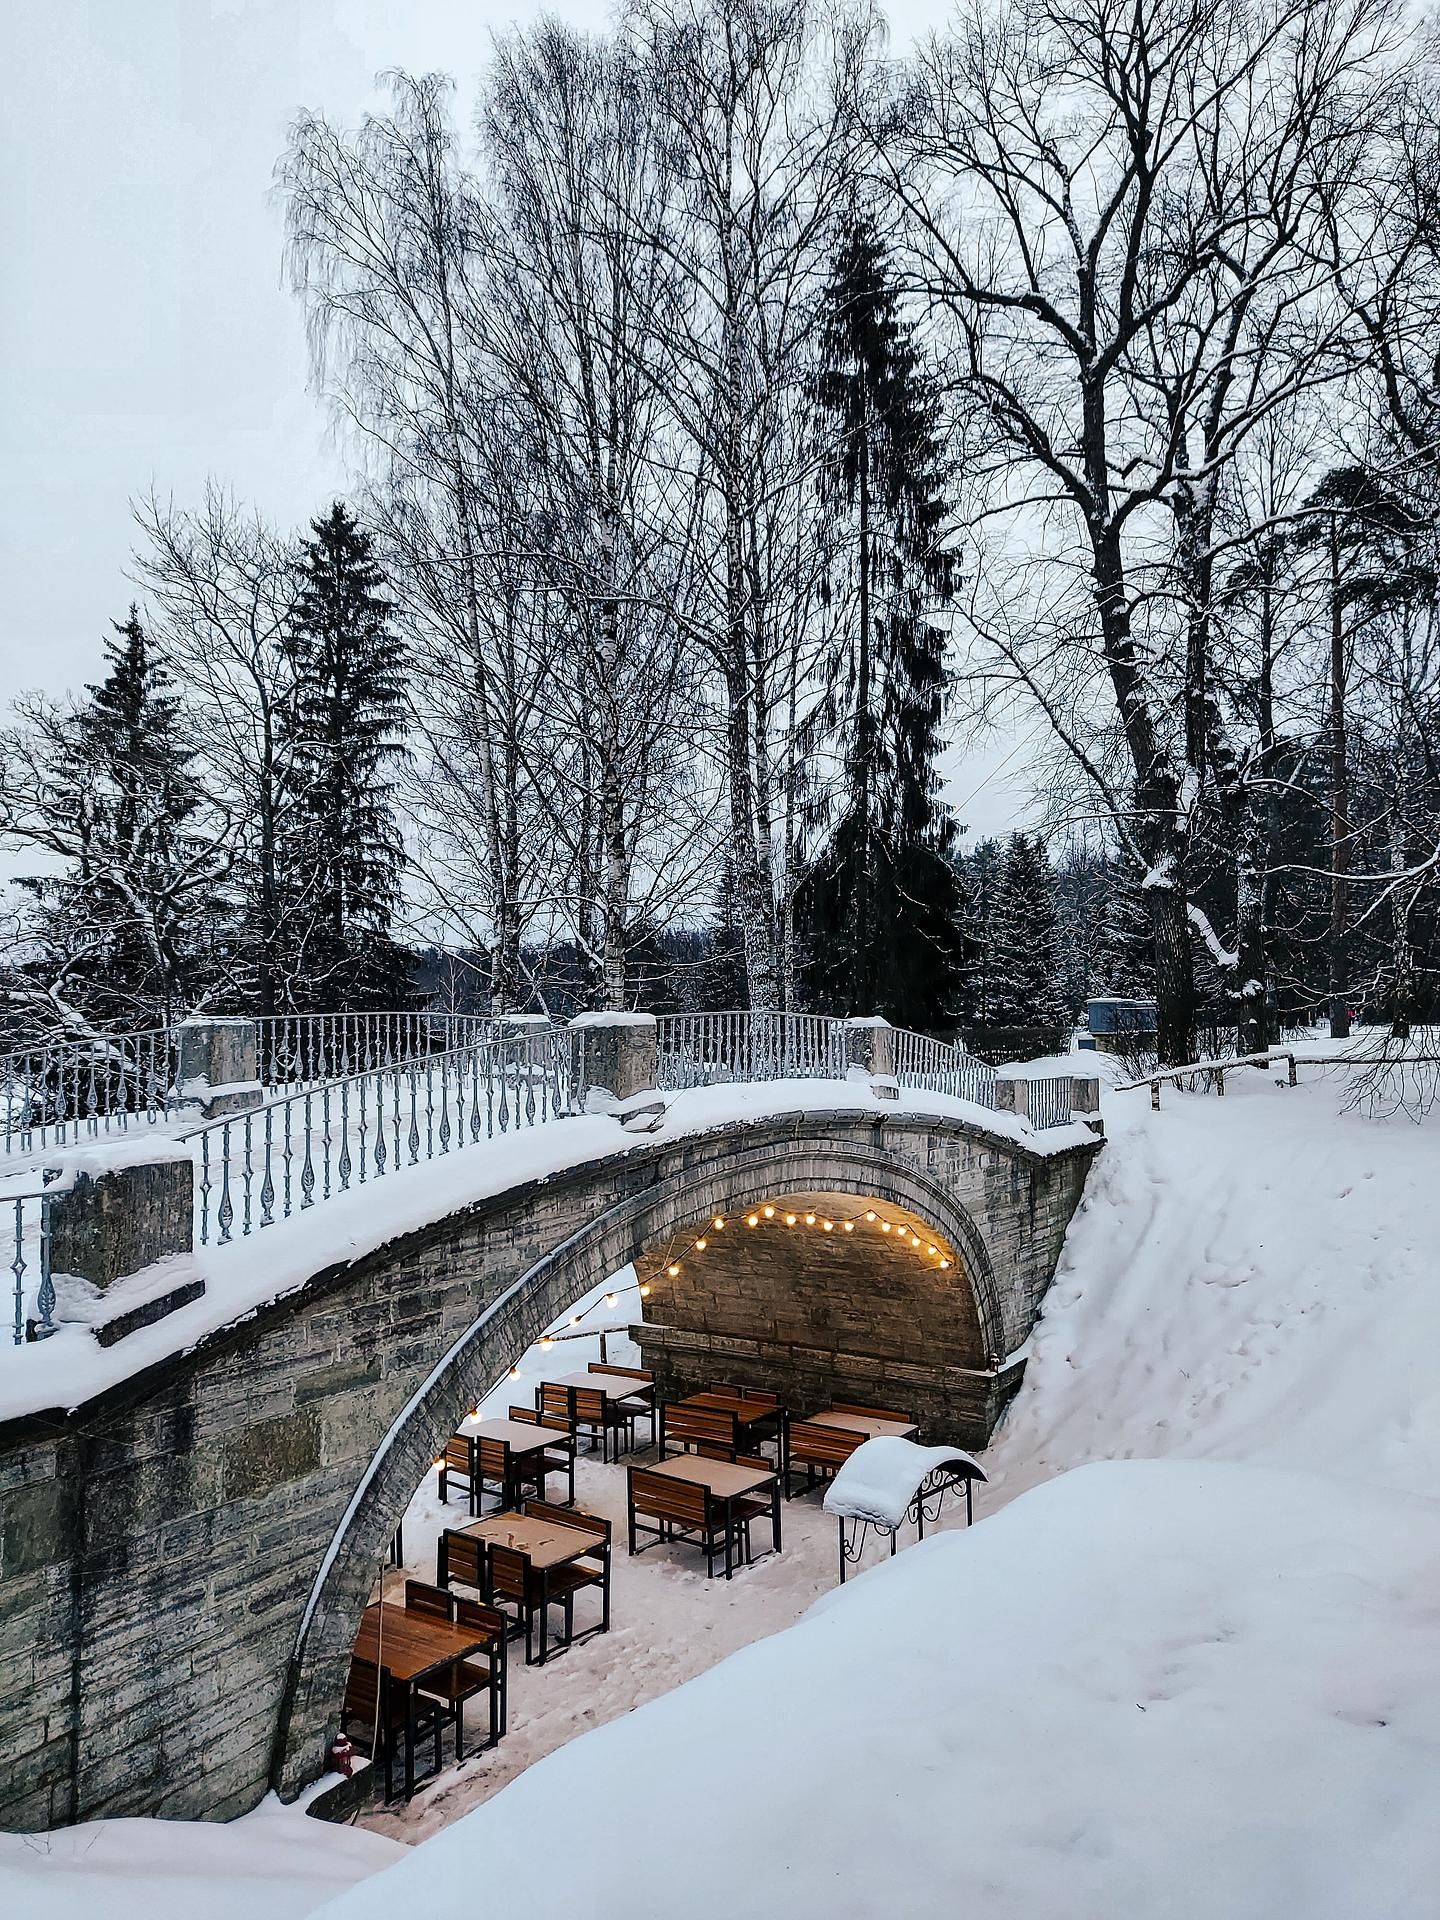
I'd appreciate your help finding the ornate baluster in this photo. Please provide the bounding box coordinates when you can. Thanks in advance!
[356,1073,368,1182]
[321,1087,333,1199]
[336,1082,351,1189]
[374,1070,388,1176]
[10,1197,24,1347]
[259,1108,275,1226]
[300,1094,316,1209]
[217,1123,235,1245]
[197,1130,211,1244]
[407,1066,420,1165]
[438,1057,452,1153]
[241,1113,254,1236]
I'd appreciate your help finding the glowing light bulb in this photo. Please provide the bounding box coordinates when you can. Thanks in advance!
[865,1210,877,1222]
[509,1366,520,1379]
[540,1337,553,1350]
[605,1292,618,1307]
[667,1263,681,1277]
[805,1212,816,1225]
[640,1282,652,1297]
[469,1409,480,1421]
[434,1457,444,1469]
[747,1214,760,1227]
[927,1244,937,1256]
[570,1314,580,1325]
[939,1258,951,1270]
[785,1214,797,1226]
[696,1236,708,1251]
[763,1205,775,1218]
[713,1217,725,1230]
[822,1219,834,1232]
[881,1221,892,1233]
[843,1220,855,1232]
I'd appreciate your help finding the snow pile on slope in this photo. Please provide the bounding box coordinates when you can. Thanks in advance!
[0,1793,405,1920]
[320,1458,1440,1920]
[989,1067,1440,1501]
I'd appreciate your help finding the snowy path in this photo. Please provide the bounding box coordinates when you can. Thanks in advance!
[988,1066,1440,1501]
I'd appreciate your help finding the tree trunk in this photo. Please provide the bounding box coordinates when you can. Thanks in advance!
[1327,520,1351,1039]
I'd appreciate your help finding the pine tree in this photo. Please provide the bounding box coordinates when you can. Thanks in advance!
[796,219,968,1028]
[988,835,1066,1034]
[22,609,222,1026]
[282,504,410,1009]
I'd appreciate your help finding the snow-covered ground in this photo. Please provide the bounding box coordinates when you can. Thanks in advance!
[11,1057,1440,1914]
[331,1060,1440,1912]
[0,1789,404,1919]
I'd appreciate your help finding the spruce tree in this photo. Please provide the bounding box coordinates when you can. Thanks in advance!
[283,504,410,1008]
[988,834,1067,1034]
[796,218,968,1028]
[40,609,215,1024]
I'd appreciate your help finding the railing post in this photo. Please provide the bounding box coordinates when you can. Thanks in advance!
[175,1018,262,1122]
[569,1013,659,1112]
[841,1017,897,1097]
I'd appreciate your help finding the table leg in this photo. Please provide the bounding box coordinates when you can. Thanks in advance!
[724,1499,734,1580]
[771,1479,782,1555]
[538,1567,550,1664]
[405,1683,417,1799]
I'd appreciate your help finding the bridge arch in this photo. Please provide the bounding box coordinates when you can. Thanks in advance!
[273,1139,1004,1796]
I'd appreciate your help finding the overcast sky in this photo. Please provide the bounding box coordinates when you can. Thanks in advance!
[0,0,1030,840]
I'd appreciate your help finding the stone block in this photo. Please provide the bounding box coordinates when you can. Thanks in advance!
[50,1158,194,1289]
[221,1409,322,1503]
[569,1012,658,1107]
[176,1017,261,1119]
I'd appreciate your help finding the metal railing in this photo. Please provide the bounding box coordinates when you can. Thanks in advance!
[1025,1076,1074,1130]
[891,1028,999,1108]
[254,1011,500,1094]
[189,1025,580,1247]
[655,1011,849,1089]
[1,1028,181,1155]
[7,1174,60,1346]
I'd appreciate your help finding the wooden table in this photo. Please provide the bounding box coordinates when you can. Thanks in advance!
[680,1389,779,1429]
[353,1602,494,1797]
[802,1409,918,1442]
[642,1453,782,1573]
[463,1510,607,1664]
[553,1370,654,1403]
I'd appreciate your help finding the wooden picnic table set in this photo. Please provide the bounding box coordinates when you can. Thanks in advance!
[341,1360,920,1799]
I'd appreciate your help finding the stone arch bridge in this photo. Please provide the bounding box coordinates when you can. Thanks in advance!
[0,1011,1100,1831]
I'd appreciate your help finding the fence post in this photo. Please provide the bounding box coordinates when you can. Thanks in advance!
[994,1075,1030,1124]
[841,1017,896,1076]
[569,1013,659,1112]
[175,1018,262,1121]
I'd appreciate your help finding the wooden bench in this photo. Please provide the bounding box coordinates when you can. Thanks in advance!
[628,1467,735,1577]
[659,1401,739,1456]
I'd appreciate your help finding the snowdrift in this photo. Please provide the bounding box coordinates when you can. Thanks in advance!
[318,1457,1440,1920]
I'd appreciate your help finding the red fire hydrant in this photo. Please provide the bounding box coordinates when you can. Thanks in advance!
[330,1733,356,1778]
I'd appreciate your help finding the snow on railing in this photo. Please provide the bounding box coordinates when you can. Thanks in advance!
[1,1027,181,1156]
[1024,1076,1074,1130]
[187,1024,580,1247]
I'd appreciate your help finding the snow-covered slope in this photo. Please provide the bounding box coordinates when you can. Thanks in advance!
[320,1458,1440,1920]
[314,1068,1440,1917]
[990,1068,1440,1498]
[0,1793,404,1920]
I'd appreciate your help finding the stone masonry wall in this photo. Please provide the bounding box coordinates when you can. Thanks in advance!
[0,1110,1098,1832]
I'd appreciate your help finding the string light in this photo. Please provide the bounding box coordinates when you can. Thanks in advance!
[605,1292,618,1307]
[647,1201,956,1290]
[540,1336,553,1350]
[639,1282,652,1298]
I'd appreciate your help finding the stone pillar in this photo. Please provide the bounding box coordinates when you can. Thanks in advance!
[568,1013,659,1112]
[994,1076,1029,1122]
[1069,1075,1104,1137]
[175,1017,261,1120]
[841,1016,896,1077]
[50,1154,194,1288]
